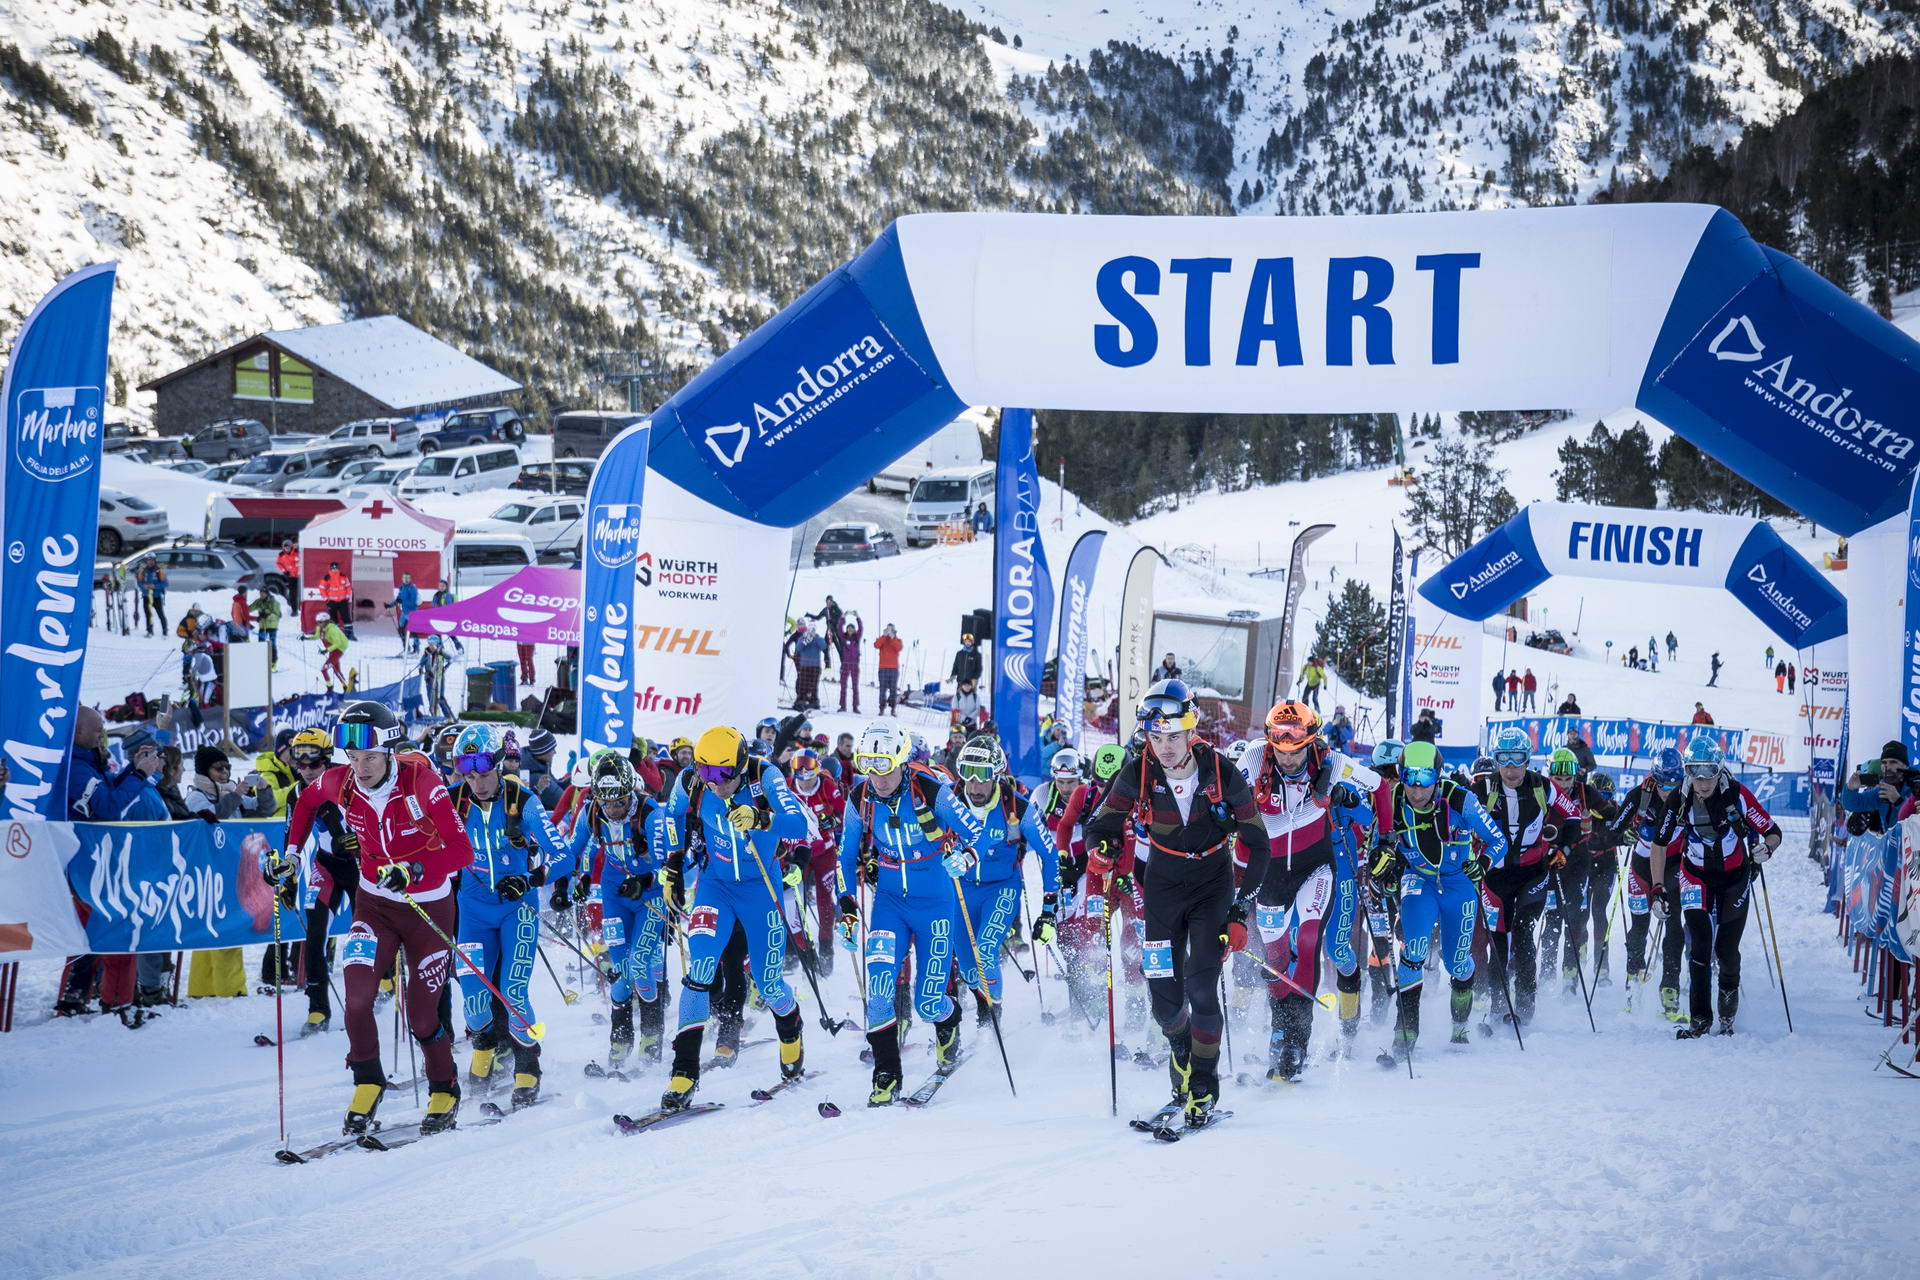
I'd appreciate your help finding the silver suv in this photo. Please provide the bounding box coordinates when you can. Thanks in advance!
[184,418,271,462]
[325,417,421,457]
[116,543,268,592]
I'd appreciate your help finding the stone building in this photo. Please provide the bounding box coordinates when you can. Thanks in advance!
[138,315,521,436]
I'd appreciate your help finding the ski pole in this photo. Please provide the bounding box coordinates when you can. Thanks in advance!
[1491,924,1526,1053]
[953,874,1017,1097]
[399,890,545,1041]
[536,933,580,1005]
[1219,973,1234,1076]
[1104,898,1118,1117]
[1552,870,1598,1033]
[1756,863,1793,1033]
[746,840,851,1036]
[270,899,291,1157]
[1238,945,1338,1010]
[1020,892,1051,1022]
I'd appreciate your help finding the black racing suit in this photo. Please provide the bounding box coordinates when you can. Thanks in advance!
[1619,782,1685,991]
[1539,780,1619,980]
[1085,743,1270,1100]
[1471,771,1554,1022]
[1652,777,1777,1029]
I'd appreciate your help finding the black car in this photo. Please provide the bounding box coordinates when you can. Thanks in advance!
[812,522,902,567]
[425,405,525,450]
[511,460,594,495]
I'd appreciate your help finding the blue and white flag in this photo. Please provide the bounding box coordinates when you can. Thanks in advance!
[1053,530,1105,749]
[1902,470,1920,769]
[992,408,1054,783]
[1,263,116,820]
[581,421,652,755]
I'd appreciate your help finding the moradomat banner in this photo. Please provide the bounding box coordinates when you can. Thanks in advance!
[1,263,117,821]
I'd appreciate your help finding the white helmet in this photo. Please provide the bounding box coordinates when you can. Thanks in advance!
[853,721,911,775]
[1051,748,1084,778]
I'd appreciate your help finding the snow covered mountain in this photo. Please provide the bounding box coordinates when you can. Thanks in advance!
[2,0,1914,418]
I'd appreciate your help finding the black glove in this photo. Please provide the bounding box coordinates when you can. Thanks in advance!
[1059,853,1085,891]
[1465,853,1490,883]
[836,894,861,951]
[496,874,530,902]
[528,863,548,888]
[1113,871,1134,898]
[1330,780,1363,808]
[618,872,655,899]
[856,848,878,887]
[376,861,422,892]
[1032,901,1057,944]
[262,851,297,889]
[549,875,573,911]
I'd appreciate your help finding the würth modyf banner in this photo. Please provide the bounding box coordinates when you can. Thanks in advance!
[1,263,116,820]
[993,408,1054,783]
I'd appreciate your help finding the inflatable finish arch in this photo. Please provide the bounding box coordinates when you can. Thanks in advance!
[636,207,1920,534]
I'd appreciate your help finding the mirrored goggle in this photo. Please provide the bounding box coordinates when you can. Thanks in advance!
[335,722,386,750]
[854,752,902,775]
[1402,765,1439,787]
[455,751,497,775]
[1683,762,1720,778]
[696,763,738,784]
[1548,763,1578,778]
[792,751,821,773]
[1267,729,1314,750]
[957,760,997,782]
[1492,748,1529,767]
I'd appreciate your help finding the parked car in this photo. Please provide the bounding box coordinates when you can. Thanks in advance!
[462,497,586,559]
[450,531,537,592]
[510,460,593,496]
[228,445,357,493]
[812,522,902,567]
[124,436,189,465]
[97,487,169,556]
[324,416,420,457]
[270,433,317,449]
[400,443,521,496]
[157,458,215,478]
[115,542,268,593]
[183,417,271,462]
[1524,629,1573,655]
[904,463,994,547]
[551,409,645,460]
[286,456,415,494]
[423,406,524,451]
[204,459,249,484]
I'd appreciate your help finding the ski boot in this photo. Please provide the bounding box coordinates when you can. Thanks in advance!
[1675,1019,1713,1040]
[932,1006,964,1069]
[1659,987,1685,1023]
[972,988,995,1029]
[608,999,635,1072]
[868,1071,901,1106]
[135,984,169,1007]
[374,976,395,1012]
[510,1044,542,1109]
[1448,978,1473,1046]
[466,1033,500,1098]
[300,1010,330,1038]
[638,992,666,1063]
[342,1059,388,1136]
[1594,961,1613,989]
[662,1027,703,1111]
[1164,1038,1194,1112]
[1268,1041,1306,1082]
[1184,1053,1222,1128]
[660,1076,699,1111]
[53,994,90,1017]
[775,1008,805,1082]
[1561,966,1580,997]
[1717,985,1738,1036]
[1334,986,1361,1060]
[420,1081,460,1134]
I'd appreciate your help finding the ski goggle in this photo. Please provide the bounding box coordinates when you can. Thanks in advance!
[1402,765,1439,788]
[1684,762,1721,779]
[854,752,903,775]
[291,748,331,769]
[696,763,738,784]
[792,750,821,774]
[455,751,498,776]
[957,759,997,783]
[333,721,387,751]
[1549,760,1578,778]
[1492,748,1529,767]
[1139,695,1196,731]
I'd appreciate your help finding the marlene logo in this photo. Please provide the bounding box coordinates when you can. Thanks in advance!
[15,386,103,483]
[1707,315,1765,363]
[589,505,644,570]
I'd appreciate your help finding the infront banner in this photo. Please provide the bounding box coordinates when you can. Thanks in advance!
[633,209,1920,535]
[1406,551,1482,749]
[1118,546,1160,712]
[1,263,116,821]
[1053,530,1106,749]
[993,409,1054,782]
[629,476,785,744]
[1803,637,1849,787]
[0,819,92,959]
[1420,501,1847,650]
[164,673,423,757]
[581,421,651,755]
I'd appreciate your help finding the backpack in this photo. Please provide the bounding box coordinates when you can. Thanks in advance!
[854,765,950,860]
[449,775,528,848]
[679,757,776,864]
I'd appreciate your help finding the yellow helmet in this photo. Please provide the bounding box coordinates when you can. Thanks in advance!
[289,727,333,753]
[694,726,746,772]
[669,736,693,756]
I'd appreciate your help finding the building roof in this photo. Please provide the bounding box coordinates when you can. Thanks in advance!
[139,316,520,409]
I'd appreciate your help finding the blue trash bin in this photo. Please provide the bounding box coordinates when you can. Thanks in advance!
[487,659,516,707]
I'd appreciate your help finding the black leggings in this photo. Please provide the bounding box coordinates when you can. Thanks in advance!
[1624,855,1684,988]
[1681,863,1753,1025]
[1140,856,1232,1058]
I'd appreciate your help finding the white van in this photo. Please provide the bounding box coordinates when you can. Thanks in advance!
[870,413,985,494]
[450,531,537,593]
[400,443,521,497]
[904,463,994,547]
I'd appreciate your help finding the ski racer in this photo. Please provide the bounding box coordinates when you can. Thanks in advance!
[1359,740,1404,1022]
[1538,747,1619,993]
[573,750,676,1072]
[1652,737,1780,1037]
[784,745,846,973]
[834,721,986,1106]
[1083,679,1272,1129]
[1054,744,1135,1025]
[1469,729,1556,1026]
[273,701,474,1136]
[1376,740,1507,1060]
[660,726,811,1110]
[446,724,576,1108]
[949,737,1061,1020]
[281,727,357,1036]
[1620,748,1688,1020]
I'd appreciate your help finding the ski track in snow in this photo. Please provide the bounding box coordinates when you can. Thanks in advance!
[3,849,1915,1279]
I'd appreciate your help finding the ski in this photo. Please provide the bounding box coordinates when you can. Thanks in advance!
[1127,1102,1184,1134]
[1879,1051,1920,1079]
[611,1102,726,1135]
[1131,1048,1169,1070]
[583,1060,630,1083]
[356,1092,561,1152]
[1149,1109,1233,1143]
[703,1037,775,1072]
[1375,1049,1406,1070]
[748,1071,842,1116]
[1234,1071,1298,1089]
[860,1040,927,1066]
[901,1050,972,1107]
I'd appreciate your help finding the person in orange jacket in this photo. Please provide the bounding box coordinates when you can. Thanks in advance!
[321,561,355,638]
[872,623,905,715]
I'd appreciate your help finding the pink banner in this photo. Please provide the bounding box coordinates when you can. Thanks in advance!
[407,564,581,645]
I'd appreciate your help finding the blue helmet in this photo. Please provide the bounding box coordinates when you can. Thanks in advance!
[1651,747,1685,787]
[1683,735,1724,775]
[1491,726,1531,766]
[1370,739,1403,768]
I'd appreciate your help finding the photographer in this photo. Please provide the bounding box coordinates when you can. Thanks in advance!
[1842,741,1915,835]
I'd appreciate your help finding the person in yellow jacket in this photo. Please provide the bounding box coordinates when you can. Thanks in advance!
[318,616,349,692]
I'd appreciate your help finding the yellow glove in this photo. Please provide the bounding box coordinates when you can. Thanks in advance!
[727,804,760,833]
[782,862,803,888]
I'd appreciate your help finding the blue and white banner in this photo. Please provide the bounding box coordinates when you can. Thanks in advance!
[581,421,651,756]
[58,818,347,954]
[163,673,423,757]
[1420,501,1847,649]
[634,209,1920,535]
[1385,528,1407,738]
[1053,530,1105,749]
[1,263,116,821]
[1902,471,1920,769]
[1483,715,1745,764]
[993,408,1054,783]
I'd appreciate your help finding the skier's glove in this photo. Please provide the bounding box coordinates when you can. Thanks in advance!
[1220,899,1250,954]
[836,894,861,952]
[549,875,573,911]
[495,874,531,902]
[1465,853,1490,883]
[376,861,422,892]
[1330,780,1363,809]
[1748,838,1773,865]
[528,863,548,889]
[1032,911,1057,945]
[1112,871,1134,898]
[1547,849,1568,870]
[727,804,764,833]
[661,862,684,912]
[1368,841,1400,879]
[618,872,655,899]
[855,849,878,887]
[783,861,804,888]
[942,847,976,878]
[1651,896,1671,921]
[262,851,297,889]
[1085,840,1116,879]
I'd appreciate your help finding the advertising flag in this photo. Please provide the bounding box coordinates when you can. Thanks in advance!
[993,408,1054,783]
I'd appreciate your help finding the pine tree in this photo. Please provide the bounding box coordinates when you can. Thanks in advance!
[1312,578,1389,698]
[1405,438,1517,555]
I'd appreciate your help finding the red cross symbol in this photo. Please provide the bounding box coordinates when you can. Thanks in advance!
[366,499,392,519]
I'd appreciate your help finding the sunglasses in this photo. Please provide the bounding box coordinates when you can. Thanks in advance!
[292,753,330,770]
[455,752,498,776]
[853,752,901,776]
[696,763,738,784]
[1402,766,1439,788]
